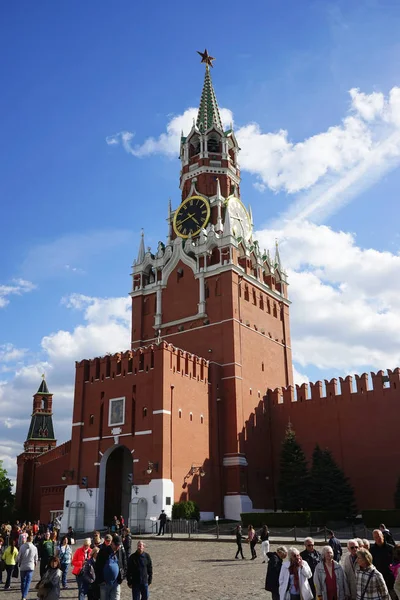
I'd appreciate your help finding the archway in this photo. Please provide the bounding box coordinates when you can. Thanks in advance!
[101,446,133,528]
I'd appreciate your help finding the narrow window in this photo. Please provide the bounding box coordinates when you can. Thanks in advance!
[139,354,144,371]
[189,412,193,422]
[178,409,182,419]
[143,407,147,418]
[200,415,204,424]
[89,414,94,425]
[151,349,155,369]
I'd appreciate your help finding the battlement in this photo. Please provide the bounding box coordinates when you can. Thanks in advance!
[36,440,71,465]
[268,368,400,405]
[76,341,209,384]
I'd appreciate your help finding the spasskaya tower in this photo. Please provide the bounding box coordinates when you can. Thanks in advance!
[130,49,293,518]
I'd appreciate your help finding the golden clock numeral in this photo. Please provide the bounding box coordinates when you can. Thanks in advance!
[182,228,187,235]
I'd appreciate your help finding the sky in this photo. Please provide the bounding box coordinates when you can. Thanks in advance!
[1,0,400,486]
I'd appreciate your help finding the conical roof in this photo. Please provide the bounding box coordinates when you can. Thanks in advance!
[196,66,223,132]
[37,377,50,395]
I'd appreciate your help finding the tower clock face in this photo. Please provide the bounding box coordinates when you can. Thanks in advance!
[173,195,210,238]
[227,196,252,241]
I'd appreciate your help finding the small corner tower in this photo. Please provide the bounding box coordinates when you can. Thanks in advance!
[24,375,57,454]
[16,376,57,515]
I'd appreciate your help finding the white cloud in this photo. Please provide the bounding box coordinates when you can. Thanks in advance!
[293,366,309,385]
[256,220,400,373]
[106,107,234,158]
[0,343,27,363]
[0,279,36,308]
[107,86,400,222]
[0,294,131,483]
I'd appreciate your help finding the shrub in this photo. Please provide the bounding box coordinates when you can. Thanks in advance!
[309,511,348,526]
[171,500,200,521]
[240,511,311,528]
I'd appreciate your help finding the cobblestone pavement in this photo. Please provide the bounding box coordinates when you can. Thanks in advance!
[2,541,348,600]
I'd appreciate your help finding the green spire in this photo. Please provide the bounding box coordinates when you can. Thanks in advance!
[196,65,223,132]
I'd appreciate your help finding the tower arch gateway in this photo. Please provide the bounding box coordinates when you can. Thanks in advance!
[98,444,133,529]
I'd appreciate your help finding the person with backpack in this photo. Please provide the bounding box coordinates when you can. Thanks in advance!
[72,538,93,600]
[95,534,127,600]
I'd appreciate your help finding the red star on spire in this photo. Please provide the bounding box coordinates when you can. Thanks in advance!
[197,49,216,68]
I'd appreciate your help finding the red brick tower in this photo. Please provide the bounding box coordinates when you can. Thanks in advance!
[16,376,57,515]
[131,50,293,518]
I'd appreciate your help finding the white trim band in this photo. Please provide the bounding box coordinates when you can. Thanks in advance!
[152,410,171,415]
[72,422,84,427]
[223,456,248,467]
[135,430,152,436]
[82,436,101,442]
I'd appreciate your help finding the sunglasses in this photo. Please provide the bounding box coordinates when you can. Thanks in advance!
[350,546,359,549]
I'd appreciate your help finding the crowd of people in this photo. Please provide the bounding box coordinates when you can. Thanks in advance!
[0,519,152,600]
[260,525,400,600]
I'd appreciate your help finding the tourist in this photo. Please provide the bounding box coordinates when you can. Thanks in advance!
[122,528,132,557]
[18,533,38,600]
[67,526,76,545]
[343,539,360,600]
[247,524,257,560]
[260,525,270,563]
[157,510,167,536]
[119,516,125,534]
[72,538,92,600]
[327,530,343,563]
[314,545,348,600]
[390,545,400,600]
[380,525,396,547]
[279,546,313,600]
[101,534,112,548]
[265,545,287,600]
[95,534,127,600]
[58,535,72,589]
[38,555,62,600]
[40,530,56,578]
[362,540,370,550]
[111,516,120,534]
[127,540,153,600]
[18,527,28,549]
[3,538,18,589]
[371,529,395,594]
[91,531,104,549]
[0,536,4,585]
[87,547,100,600]
[300,537,321,598]
[234,525,245,560]
[356,548,389,600]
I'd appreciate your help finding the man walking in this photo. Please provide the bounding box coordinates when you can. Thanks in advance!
[95,534,127,600]
[371,529,395,598]
[17,533,38,600]
[127,541,153,600]
[157,510,167,536]
[343,539,360,600]
[327,530,343,562]
[300,537,321,598]
[234,525,245,560]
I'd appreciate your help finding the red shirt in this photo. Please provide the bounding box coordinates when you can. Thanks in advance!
[324,563,337,600]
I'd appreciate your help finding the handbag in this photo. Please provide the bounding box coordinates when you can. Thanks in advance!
[0,559,5,572]
[12,563,19,578]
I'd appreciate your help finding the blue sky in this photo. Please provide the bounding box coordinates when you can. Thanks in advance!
[1,0,400,482]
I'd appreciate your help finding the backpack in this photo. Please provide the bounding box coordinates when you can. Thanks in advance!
[253,533,259,544]
[79,560,95,584]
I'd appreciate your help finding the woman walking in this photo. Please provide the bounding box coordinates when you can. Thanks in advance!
[355,548,389,600]
[235,525,245,560]
[3,538,18,589]
[247,525,257,560]
[38,556,62,600]
[261,525,270,564]
[266,546,287,600]
[58,535,72,589]
[314,545,348,600]
[279,547,313,600]
[72,538,92,600]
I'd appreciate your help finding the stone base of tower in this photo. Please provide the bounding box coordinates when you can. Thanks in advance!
[224,494,253,520]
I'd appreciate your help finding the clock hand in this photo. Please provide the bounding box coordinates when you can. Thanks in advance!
[191,215,200,225]
[177,213,195,226]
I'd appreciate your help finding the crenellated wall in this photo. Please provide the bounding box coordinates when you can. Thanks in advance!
[266,368,400,510]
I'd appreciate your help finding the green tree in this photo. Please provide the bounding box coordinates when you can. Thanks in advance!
[394,476,400,509]
[310,445,356,514]
[171,500,200,520]
[0,460,14,521]
[278,426,310,510]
